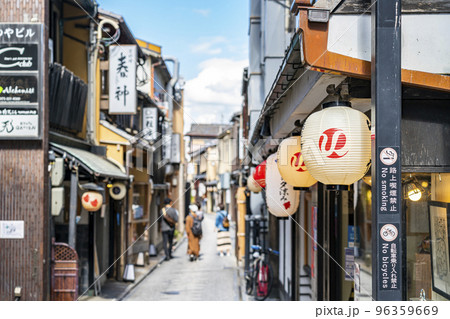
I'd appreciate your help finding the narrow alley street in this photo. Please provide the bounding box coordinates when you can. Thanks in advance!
[125,213,242,301]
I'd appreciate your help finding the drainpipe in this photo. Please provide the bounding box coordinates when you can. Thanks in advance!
[124,148,134,277]
[163,56,180,122]
[87,18,120,144]
[68,162,79,249]
[125,147,134,244]
[162,57,180,171]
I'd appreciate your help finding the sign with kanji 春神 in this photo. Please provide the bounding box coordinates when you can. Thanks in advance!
[109,45,137,114]
[0,23,43,140]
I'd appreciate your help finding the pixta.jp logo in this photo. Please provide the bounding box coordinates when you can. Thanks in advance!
[319,128,348,159]
[290,152,307,172]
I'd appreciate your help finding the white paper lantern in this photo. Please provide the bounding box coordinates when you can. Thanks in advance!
[277,136,317,189]
[81,191,103,212]
[247,175,262,193]
[301,104,371,186]
[109,182,126,200]
[265,154,300,217]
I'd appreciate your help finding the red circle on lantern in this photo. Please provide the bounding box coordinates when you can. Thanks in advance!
[318,128,348,159]
[253,160,267,188]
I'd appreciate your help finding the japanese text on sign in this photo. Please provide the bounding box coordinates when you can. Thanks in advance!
[0,27,36,41]
[109,45,137,114]
[0,23,42,140]
[378,147,400,214]
[379,223,400,291]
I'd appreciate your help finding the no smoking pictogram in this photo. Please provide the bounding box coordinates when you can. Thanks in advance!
[380,147,397,165]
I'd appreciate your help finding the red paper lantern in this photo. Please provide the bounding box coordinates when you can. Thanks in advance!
[253,160,267,188]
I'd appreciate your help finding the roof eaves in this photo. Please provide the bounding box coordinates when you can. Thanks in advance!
[97,8,145,60]
[251,32,304,144]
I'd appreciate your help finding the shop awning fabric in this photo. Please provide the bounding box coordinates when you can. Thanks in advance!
[50,142,128,180]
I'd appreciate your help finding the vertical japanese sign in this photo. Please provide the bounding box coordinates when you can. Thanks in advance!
[142,107,158,140]
[379,223,400,290]
[372,0,402,300]
[0,24,43,139]
[376,146,401,291]
[162,121,172,161]
[378,147,400,214]
[170,133,181,164]
[109,45,137,114]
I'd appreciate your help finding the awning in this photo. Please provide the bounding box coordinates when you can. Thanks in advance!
[194,174,206,181]
[205,181,218,187]
[152,183,169,190]
[99,120,153,152]
[50,142,128,180]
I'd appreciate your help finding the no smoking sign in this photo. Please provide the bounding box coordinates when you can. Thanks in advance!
[380,147,397,165]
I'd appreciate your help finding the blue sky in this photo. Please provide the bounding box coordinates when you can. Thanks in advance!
[99,0,249,128]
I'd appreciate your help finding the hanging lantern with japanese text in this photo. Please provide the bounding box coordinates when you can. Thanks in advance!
[301,102,371,187]
[276,136,317,189]
[265,154,300,217]
[253,160,267,188]
[247,175,262,193]
[81,191,103,212]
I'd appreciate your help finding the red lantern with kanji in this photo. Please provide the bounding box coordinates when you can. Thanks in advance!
[253,160,267,188]
[81,191,103,212]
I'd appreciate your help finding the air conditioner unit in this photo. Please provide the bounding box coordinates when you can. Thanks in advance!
[51,158,65,186]
[51,187,65,216]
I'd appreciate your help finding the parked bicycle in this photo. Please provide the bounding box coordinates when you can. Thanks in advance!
[245,244,279,301]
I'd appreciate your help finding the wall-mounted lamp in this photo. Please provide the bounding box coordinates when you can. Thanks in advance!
[407,183,422,201]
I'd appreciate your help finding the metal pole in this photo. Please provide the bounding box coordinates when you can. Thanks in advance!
[68,165,78,248]
[371,0,403,301]
[244,216,250,273]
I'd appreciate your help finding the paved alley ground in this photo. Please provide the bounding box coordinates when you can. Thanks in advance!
[125,213,242,301]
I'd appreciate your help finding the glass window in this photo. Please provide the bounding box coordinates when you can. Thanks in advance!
[405,173,450,301]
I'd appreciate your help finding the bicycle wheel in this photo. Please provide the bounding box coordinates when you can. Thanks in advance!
[254,260,273,301]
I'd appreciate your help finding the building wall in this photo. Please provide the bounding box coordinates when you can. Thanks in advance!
[62,3,90,140]
[0,0,49,301]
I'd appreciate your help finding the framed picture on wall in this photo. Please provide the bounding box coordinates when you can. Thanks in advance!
[428,201,450,299]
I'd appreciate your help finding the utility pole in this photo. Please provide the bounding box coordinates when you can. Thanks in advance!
[371,0,403,301]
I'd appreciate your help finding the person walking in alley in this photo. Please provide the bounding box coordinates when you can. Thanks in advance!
[186,204,203,261]
[215,204,231,257]
[161,198,179,261]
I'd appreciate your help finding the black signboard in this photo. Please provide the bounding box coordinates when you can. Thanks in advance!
[0,23,42,140]
[0,44,38,71]
[378,223,400,291]
[377,146,401,214]
[375,146,402,295]
[0,75,38,103]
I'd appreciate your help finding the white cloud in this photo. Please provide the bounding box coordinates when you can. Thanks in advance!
[183,58,248,131]
[193,9,210,17]
[190,36,227,55]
